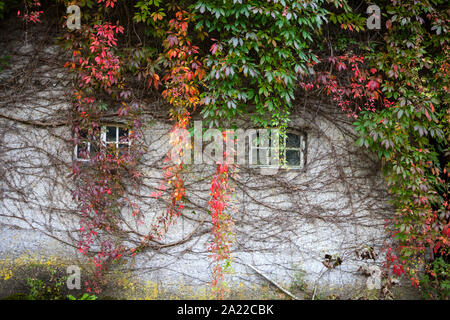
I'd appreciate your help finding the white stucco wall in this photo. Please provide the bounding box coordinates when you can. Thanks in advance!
[0,21,393,298]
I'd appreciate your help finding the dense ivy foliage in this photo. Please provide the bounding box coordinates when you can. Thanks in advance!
[354,0,449,298]
[3,0,448,298]
[194,0,328,128]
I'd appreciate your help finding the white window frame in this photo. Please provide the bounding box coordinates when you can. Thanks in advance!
[74,124,131,161]
[74,140,91,162]
[283,131,306,169]
[101,125,131,156]
[249,129,306,169]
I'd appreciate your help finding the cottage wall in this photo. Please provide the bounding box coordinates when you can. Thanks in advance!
[0,21,393,298]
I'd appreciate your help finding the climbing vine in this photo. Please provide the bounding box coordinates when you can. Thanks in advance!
[150,8,203,238]
[208,132,236,299]
[63,0,147,293]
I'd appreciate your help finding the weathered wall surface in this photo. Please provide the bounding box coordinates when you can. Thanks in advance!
[0,21,395,299]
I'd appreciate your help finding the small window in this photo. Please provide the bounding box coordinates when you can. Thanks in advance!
[283,132,305,168]
[249,129,306,169]
[74,125,130,161]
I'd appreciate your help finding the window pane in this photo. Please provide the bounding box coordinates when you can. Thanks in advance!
[119,127,129,142]
[286,150,301,166]
[106,126,117,142]
[269,147,280,165]
[258,130,270,148]
[106,142,116,150]
[79,129,88,139]
[76,142,89,160]
[119,144,129,156]
[257,148,270,166]
[90,140,99,157]
[286,132,300,148]
[249,132,258,148]
[251,146,258,165]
